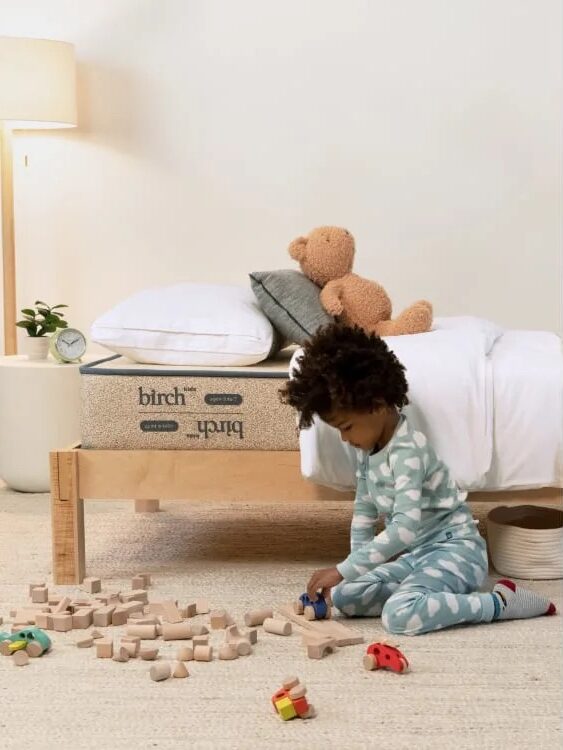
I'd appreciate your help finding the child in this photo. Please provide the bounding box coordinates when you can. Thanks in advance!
[280,323,556,635]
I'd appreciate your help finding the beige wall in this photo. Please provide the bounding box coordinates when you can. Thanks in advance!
[1,0,561,354]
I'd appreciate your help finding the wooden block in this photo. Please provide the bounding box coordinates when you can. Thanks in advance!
[161,622,193,641]
[263,618,292,636]
[14,610,37,625]
[225,624,244,643]
[244,608,273,627]
[35,613,53,630]
[121,635,141,644]
[90,629,104,639]
[160,600,183,624]
[96,639,113,658]
[246,628,258,645]
[120,641,139,658]
[235,640,252,656]
[191,624,209,636]
[150,662,171,681]
[31,587,48,604]
[51,613,73,632]
[218,644,238,660]
[195,600,210,615]
[277,603,364,647]
[111,608,129,627]
[194,645,213,662]
[210,609,229,629]
[173,661,189,678]
[146,602,165,616]
[113,646,130,662]
[137,572,151,587]
[48,595,62,606]
[76,635,94,648]
[176,646,194,661]
[94,592,120,605]
[182,602,197,618]
[72,609,94,629]
[127,616,158,626]
[13,650,30,666]
[83,577,102,594]
[119,601,144,616]
[126,624,158,640]
[306,638,336,659]
[29,582,46,596]
[140,647,159,661]
[192,635,209,647]
[120,590,148,605]
[93,605,116,628]
[131,576,145,590]
[53,596,72,614]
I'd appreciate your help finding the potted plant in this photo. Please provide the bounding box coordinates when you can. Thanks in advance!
[16,301,68,360]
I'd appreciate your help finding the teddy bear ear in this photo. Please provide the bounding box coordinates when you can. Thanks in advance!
[288,236,308,261]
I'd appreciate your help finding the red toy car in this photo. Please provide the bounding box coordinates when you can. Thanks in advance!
[363,642,409,673]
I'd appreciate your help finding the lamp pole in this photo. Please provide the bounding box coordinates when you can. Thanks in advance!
[0,122,16,355]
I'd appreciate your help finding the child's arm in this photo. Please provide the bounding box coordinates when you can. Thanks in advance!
[349,468,378,553]
[336,443,425,581]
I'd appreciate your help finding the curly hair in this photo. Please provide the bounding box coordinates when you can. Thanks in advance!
[280,323,409,429]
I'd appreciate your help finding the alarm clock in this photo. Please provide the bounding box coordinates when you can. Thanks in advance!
[49,328,87,363]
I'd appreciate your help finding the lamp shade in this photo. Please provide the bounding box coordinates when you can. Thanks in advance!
[0,36,77,128]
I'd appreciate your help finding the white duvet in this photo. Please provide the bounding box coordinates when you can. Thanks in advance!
[291,318,562,493]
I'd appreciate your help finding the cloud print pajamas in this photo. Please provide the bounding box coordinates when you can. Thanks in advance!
[332,414,498,635]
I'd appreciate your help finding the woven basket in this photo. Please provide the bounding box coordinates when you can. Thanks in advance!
[487,505,563,580]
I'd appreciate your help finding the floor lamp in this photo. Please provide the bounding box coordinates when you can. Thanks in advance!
[0,36,77,355]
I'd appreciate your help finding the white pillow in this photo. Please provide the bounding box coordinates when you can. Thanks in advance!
[91,283,276,366]
[432,316,504,354]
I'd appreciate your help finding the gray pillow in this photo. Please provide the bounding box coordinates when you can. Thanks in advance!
[249,270,334,345]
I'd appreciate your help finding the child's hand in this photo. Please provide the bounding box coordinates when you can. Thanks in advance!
[307,567,344,602]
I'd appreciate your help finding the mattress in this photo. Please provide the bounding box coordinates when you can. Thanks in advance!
[294,328,563,493]
[80,351,298,450]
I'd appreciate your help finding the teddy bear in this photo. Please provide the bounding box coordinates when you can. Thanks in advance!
[288,226,433,336]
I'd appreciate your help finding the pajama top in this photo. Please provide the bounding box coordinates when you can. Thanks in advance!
[336,412,477,581]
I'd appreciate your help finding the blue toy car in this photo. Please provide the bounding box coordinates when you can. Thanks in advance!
[293,592,331,621]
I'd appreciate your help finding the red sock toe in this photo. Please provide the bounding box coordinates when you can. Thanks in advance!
[496,579,516,592]
[546,602,556,616]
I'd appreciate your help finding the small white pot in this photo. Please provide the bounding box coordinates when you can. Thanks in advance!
[22,336,50,361]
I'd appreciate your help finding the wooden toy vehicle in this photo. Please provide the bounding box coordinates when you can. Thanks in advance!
[362,642,409,673]
[293,592,331,621]
[0,627,52,657]
[272,676,316,720]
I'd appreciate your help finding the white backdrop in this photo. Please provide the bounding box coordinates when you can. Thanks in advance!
[0,0,561,354]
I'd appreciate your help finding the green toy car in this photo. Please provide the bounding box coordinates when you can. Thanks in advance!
[0,627,52,657]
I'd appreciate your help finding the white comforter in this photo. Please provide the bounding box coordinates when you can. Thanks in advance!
[291,319,562,492]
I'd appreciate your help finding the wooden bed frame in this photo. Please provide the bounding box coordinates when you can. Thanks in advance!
[49,444,562,585]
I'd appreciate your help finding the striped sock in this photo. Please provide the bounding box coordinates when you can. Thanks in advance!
[492,579,556,621]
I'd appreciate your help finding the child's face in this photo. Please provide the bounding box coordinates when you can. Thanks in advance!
[323,406,390,452]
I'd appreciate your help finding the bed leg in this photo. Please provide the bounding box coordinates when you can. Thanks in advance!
[50,450,86,585]
[134,499,160,513]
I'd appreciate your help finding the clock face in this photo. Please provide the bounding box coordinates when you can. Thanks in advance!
[55,328,87,361]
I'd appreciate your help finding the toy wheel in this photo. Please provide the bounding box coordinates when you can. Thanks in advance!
[282,675,299,691]
[399,658,409,673]
[363,654,377,671]
[26,642,43,658]
[0,641,11,656]
[293,601,304,615]
[302,704,316,719]
[289,684,307,700]
[303,606,316,621]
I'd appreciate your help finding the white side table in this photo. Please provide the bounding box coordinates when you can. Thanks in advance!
[0,355,83,492]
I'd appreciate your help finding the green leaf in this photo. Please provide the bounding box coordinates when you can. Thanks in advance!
[16,321,32,329]
[21,308,35,316]
[51,304,68,310]
[34,300,49,308]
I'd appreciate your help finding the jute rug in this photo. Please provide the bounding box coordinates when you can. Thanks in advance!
[0,485,561,750]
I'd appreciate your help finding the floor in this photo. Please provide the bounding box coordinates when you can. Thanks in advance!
[0,485,561,750]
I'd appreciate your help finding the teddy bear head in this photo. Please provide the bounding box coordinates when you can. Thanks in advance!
[288,226,355,287]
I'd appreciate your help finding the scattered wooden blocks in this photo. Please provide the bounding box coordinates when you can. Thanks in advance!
[76,635,94,649]
[191,624,209,637]
[13,650,30,667]
[95,639,113,658]
[34,613,52,630]
[72,609,94,629]
[120,641,139,658]
[90,629,104,640]
[263,618,292,636]
[131,576,145,590]
[303,634,337,660]
[218,644,238,661]
[53,596,72,614]
[277,603,364,647]
[120,590,149,605]
[150,663,171,681]
[176,646,194,661]
[210,609,229,629]
[192,635,209,647]
[51,614,73,632]
[111,608,129,627]
[195,600,210,615]
[93,606,116,628]
[126,624,158,640]
[172,661,189,678]
[235,640,252,656]
[28,583,45,596]
[246,629,258,645]
[181,602,197,619]
[194,645,213,662]
[160,600,183,624]
[244,608,273,627]
[140,647,159,661]
[161,622,193,641]
[113,646,130,663]
[31,587,48,604]
[83,578,102,594]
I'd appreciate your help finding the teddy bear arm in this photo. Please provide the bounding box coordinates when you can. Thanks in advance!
[320,280,345,316]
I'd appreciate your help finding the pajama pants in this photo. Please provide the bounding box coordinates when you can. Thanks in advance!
[332,529,496,635]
